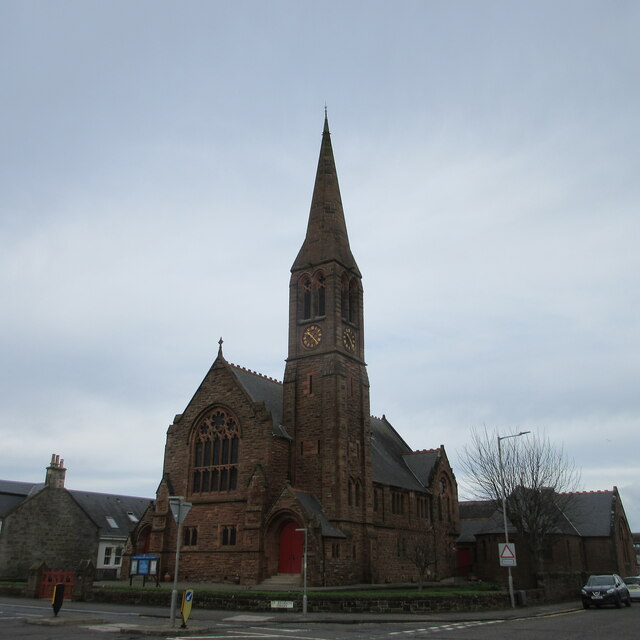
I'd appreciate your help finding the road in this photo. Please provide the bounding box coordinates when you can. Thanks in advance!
[1,596,640,639]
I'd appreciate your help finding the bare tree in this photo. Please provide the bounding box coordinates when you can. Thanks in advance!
[412,523,437,590]
[458,427,581,574]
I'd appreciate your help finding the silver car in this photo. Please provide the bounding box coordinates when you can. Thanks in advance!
[623,576,640,602]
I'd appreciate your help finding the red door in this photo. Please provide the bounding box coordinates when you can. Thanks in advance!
[278,521,303,574]
[457,547,472,577]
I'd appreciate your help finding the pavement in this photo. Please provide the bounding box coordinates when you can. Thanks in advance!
[22,593,584,637]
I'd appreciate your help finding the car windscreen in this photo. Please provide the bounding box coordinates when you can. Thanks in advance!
[587,576,615,587]
[623,577,640,585]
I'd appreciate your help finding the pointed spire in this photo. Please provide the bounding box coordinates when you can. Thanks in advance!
[292,112,360,275]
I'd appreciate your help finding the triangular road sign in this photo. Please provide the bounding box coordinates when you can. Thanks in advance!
[498,542,517,566]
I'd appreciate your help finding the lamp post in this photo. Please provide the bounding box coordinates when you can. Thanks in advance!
[497,431,530,608]
[295,528,307,615]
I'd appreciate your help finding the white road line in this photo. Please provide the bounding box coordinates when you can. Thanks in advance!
[250,627,304,632]
[171,635,330,640]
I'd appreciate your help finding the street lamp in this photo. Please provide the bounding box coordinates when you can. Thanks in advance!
[497,431,530,608]
[295,528,308,615]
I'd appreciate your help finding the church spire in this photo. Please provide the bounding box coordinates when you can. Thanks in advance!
[292,113,360,276]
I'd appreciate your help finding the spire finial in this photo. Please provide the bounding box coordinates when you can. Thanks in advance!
[218,337,223,356]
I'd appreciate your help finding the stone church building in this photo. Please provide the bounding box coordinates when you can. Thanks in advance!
[126,116,459,586]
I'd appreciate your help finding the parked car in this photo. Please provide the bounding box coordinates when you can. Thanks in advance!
[581,574,632,609]
[623,576,640,602]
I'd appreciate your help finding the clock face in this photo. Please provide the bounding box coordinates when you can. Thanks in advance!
[302,324,323,349]
[343,327,356,352]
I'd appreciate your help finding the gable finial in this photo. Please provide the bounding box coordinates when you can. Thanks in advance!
[218,337,223,356]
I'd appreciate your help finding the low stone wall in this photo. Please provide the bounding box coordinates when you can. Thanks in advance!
[536,572,586,602]
[0,583,25,597]
[89,587,512,614]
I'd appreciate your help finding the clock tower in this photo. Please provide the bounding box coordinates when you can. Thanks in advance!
[283,115,372,529]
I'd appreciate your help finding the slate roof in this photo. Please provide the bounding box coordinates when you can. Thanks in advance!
[0,480,43,517]
[294,490,346,538]
[68,490,152,538]
[1,478,151,539]
[403,449,440,487]
[458,490,618,542]
[230,364,289,438]
[459,500,497,520]
[564,490,616,537]
[370,416,434,492]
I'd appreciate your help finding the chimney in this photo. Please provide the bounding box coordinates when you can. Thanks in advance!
[45,453,66,489]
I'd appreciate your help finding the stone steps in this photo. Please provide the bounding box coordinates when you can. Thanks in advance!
[260,573,301,588]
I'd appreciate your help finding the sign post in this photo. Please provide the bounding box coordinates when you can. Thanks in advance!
[168,496,192,627]
[295,528,308,615]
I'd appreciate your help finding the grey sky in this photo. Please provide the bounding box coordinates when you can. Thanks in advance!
[2,1,639,528]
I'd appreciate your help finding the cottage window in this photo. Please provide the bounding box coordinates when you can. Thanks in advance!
[192,408,240,493]
[103,547,112,565]
[114,546,123,565]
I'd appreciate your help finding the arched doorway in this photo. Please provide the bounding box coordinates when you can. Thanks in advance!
[136,525,151,554]
[278,521,304,574]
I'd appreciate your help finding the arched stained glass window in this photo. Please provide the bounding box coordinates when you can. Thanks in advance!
[192,407,239,494]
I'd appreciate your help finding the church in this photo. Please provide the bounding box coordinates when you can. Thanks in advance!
[126,115,460,586]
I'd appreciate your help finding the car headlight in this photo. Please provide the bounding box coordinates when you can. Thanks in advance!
[581,589,587,595]
[607,588,615,594]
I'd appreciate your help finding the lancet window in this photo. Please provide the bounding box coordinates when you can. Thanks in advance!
[299,271,326,320]
[341,274,359,325]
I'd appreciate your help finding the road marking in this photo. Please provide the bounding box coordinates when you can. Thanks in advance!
[225,615,275,622]
[170,633,332,640]
[250,627,304,632]
[82,623,141,632]
[390,619,507,635]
